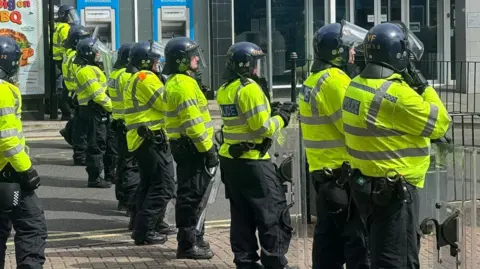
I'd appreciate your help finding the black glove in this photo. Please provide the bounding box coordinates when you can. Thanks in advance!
[204,146,219,168]
[18,167,40,191]
[275,110,291,127]
[404,61,428,95]
[270,101,281,115]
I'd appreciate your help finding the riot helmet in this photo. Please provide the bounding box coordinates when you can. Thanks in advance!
[57,5,80,25]
[74,37,110,69]
[311,20,367,71]
[113,43,134,69]
[363,21,424,73]
[126,40,164,74]
[222,41,267,81]
[162,37,205,76]
[0,36,21,85]
[64,25,90,51]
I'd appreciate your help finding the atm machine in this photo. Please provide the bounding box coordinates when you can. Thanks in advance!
[153,0,194,44]
[77,0,120,50]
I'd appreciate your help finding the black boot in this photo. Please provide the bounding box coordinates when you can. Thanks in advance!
[196,236,210,249]
[156,220,177,235]
[87,178,112,188]
[131,231,167,246]
[176,245,214,260]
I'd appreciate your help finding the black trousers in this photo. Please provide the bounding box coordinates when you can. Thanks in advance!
[171,150,209,250]
[72,105,87,162]
[79,105,114,182]
[132,140,175,241]
[104,121,118,183]
[349,173,421,269]
[0,168,47,269]
[54,60,71,118]
[220,157,292,269]
[312,179,369,269]
[115,125,140,205]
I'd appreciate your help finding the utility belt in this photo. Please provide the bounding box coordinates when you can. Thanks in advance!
[87,101,108,115]
[0,164,40,212]
[137,126,168,153]
[311,161,351,214]
[228,138,272,159]
[170,135,198,161]
[350,169,410,207]
[111,119,127,134]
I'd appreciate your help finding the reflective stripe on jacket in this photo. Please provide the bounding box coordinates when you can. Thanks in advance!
[107,68,131,120]
[123,71,165,152]
[53,22,70,60]
[0,80,30,172]
[216,78,284,160]
[164,74,213,153]
[75,65,112,111]
[62,49,79,91]
[342,73,451,187]
[299,67,350,172]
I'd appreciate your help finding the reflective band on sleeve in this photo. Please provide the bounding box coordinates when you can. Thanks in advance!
[244,104,268,119]
[0,129,18,138]
[346,146,430,160]
[191,132,209,143]
[0,107,15,116]
[420,103,439,137]
[309,73,330,116]
[3,144,23,157]
[303,139,345,149]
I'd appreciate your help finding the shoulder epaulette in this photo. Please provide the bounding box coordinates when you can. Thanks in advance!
[240,77,251,86]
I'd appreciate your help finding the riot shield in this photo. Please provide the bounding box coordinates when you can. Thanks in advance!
[270,108,310,268]
[419,145,480,269]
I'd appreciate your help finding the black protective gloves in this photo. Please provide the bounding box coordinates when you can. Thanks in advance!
[273,101,298,127]
[204,146,219,168]
[404,61,428,95]
[18,167,41,191]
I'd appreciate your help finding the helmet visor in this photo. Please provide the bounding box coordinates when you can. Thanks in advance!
[406,29,424,61]
[149,41,166,57]
[340,20,368,52]
[189,46,206,69]
[253,58,267,78]
[93,39,113,75]
[67,9,80,25]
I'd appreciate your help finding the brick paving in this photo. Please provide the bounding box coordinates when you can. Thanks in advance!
[3,227,480,268]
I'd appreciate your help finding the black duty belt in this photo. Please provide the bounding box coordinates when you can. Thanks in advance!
[228,139,272,159]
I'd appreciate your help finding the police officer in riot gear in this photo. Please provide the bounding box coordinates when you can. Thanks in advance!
[217,41,295,269]
[74,37,114,188]
[106,43,141,214]
[299,22,369,269]
[53,4,80,120]
[162,37,217,260]
[123,41,176,245]
[0,36,47,269]
[343,22,451,269]
[60,24,91,165]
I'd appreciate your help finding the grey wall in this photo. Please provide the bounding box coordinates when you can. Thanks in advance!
[119,0,135,44]
[193,0,211,88]
[210,0,233,94]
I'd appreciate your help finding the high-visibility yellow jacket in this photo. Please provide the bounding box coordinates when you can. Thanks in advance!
[299,67,350,172]
[123,71,165,152]
[62,49,79,92]
[53,22,70,61]
[74,65,112,112]
[342,73,451,187]
[107,68,131,120]
[0,80,31,172]
[217,78,284,160]
[164,74,214,153]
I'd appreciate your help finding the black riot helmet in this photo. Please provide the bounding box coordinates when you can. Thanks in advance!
[311,21,368,71]
[57,5,80,25]
[114,43,134,69]
[64,25,90,51]
[126,40,164,74]
[74,37,110,66]
[363,21,424,73]
[162,37,206,76]
[0,36,21,85]
[222,41,267,81]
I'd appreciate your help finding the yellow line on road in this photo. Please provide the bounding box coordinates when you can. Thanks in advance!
[6,223,232,245]
[26,137,65,141]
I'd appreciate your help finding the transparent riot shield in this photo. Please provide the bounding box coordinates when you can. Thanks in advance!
[419,145,480,269]
[270,110,310,268]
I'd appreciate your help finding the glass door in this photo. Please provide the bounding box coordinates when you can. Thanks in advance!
[354,0,375,29]
[353,0,405,28]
